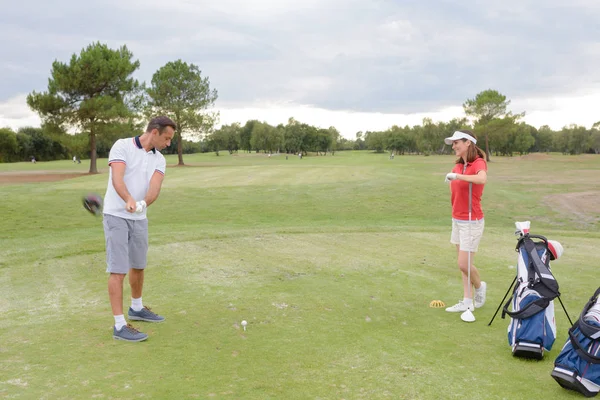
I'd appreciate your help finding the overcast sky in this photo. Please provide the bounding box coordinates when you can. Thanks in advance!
[2,0,600,138]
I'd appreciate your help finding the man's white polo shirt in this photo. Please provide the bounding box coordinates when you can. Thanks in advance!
[103,136,166,220]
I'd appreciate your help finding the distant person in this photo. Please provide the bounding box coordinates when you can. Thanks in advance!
[73,156,77,163]
[31,156,36,163]
[102,116,176,342]
[443,130,488,314]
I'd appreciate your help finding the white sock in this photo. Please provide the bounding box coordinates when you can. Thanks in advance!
[131,297,143,312]
[114,315,127,330]
[463,298,473,307]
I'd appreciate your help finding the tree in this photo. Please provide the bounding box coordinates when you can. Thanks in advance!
[250,122,282,153]
[337,137,352,151]
[15,132,34,161]
[386,125,407,155]
[283,118,306,154]
[364,131,386,153]
[18,127,54,161]
[145,60,218,165]
[314,128,333,155]
[353,131,366,150]
[563,124,591,155]
[512,123,536,155]
[208,130,226,156]
[416,118,442,155]
[591,122,600,154]
[480,116,521,156]
[27,42,141,173]
[0,128,18,162]
[463,89,513,161]
[240,120,257,152]
[327,126,340,155]
[210,123,241,155]
[554,128,571,154]
[532,125,555,153]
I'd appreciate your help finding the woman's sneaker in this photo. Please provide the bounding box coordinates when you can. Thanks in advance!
[475,282,487,308]
[446,301,469,312]
[113,324,148,342]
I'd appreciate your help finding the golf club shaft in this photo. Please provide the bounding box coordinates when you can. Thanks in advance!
[468,182,472,302]
[460,182,476,322]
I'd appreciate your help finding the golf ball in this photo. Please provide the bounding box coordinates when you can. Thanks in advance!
[241,320,247,326]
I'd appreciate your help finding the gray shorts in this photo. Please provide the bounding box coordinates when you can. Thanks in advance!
[103,214,148,274]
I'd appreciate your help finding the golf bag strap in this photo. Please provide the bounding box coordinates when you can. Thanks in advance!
[569,323,600,364]
[522,236,559,297]
[515,234,549,252]
[501,294,549,320]
[576,287,600,340]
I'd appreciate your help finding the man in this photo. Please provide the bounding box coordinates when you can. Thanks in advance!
[103,116,175,342]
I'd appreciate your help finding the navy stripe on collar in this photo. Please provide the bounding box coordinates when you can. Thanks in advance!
[134,136,156,153]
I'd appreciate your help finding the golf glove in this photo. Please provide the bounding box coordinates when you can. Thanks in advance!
[135,200,147,214]
[445,173,458,182]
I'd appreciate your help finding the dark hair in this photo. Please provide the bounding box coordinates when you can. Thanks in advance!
[146,116,176,134]
[455,129,485,164]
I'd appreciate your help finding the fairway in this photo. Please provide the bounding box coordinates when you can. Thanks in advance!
[1,151,599,399]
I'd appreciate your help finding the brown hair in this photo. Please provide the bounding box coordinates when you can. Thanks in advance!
[146,116,176,134]
[455,129,485,164]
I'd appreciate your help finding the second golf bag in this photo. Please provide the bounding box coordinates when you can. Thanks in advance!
[551,288,600,398]
[501,221,563,359]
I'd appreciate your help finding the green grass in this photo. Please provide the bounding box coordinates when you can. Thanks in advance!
[1,151,599,399]
[0,159,91,172]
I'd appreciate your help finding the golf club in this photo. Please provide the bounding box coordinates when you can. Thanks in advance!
[461,182,476,323]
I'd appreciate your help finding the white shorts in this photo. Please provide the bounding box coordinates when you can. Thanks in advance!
[451,218,485,252]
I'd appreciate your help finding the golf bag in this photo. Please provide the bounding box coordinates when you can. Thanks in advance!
[552,288,600,397]
[501,221,561,360]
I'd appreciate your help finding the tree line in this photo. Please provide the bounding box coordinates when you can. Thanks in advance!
[1,42,599,167]
[4,115,597,165]
[209,119,340,156]
[357,118,600,157]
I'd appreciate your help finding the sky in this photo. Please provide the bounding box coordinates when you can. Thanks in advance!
[1,0,600,139]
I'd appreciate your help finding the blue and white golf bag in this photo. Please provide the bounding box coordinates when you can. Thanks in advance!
[501,221,561,360]
[552,288,600,397]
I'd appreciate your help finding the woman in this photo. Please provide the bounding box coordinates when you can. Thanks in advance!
[443,130,487,313]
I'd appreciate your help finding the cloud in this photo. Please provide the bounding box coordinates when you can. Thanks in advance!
[2,91,598,140]
[0,94,41,129]
[216,101,466,138]
[515,93,600,129]
[2,0,600,134]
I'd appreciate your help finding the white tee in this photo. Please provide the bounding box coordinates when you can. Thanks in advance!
[103,136,166,220]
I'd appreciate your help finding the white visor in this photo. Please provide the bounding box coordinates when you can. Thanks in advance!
[444,131,477,145]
